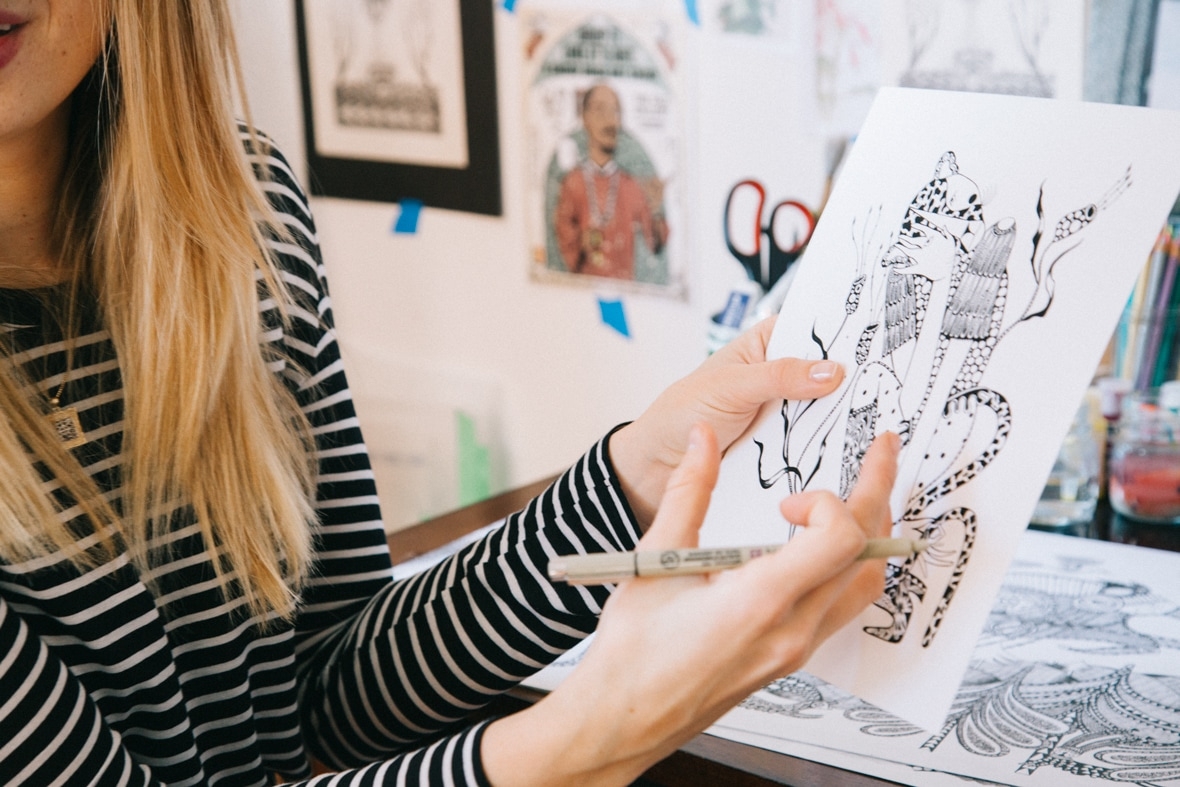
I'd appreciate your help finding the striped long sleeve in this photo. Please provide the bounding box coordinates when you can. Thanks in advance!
[0,136,641,785]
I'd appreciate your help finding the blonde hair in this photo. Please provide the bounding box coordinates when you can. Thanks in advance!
[0,0,315,618]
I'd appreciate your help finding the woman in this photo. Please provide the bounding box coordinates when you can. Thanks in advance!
[0,1,898,784]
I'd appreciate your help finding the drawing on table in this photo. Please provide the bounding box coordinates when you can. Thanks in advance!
[523,527,1180,783]
[725,533,1180,785]
[752,150,1131,648]
[740,661,1180,783]
[982,574,1180,656]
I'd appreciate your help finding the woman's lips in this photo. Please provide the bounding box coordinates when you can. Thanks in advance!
[0,13,25,71]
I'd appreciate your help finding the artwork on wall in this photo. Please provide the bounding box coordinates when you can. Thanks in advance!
[878,0,1086,101]
[699,87,1180,732]
[701,0,803,43]
[294,0,501,215]
[520,6,687,297]
[815,0,881,138]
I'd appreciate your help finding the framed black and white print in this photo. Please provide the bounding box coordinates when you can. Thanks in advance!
[294,0,502,216]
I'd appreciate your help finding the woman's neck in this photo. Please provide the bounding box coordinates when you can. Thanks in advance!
[0,102,71,289]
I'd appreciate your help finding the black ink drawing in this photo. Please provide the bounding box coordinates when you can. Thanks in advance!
[979,566,1180,656]
[332,0,441,133]
[899,0,1057,98]
[741,661,1180,784]
[755,151,1131,647]
[730,539,1180,784]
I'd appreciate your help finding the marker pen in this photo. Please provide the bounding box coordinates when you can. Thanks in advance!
[548,538,927,585]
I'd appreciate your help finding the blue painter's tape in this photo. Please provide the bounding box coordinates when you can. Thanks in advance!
[393,199,423,234]
[502,0,517,12]
[598,298,630,338]
[684,0,700,25]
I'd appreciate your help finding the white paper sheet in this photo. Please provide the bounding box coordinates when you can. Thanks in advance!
[698,87,1180,731]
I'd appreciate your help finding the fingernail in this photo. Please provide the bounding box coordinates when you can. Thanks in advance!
[809,361,838,382]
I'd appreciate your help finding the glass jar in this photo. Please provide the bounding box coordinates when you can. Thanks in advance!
[1031,401,1100,528]
[1108,383,1180,524]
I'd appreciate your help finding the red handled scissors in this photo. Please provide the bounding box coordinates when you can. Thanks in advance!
[724,179,817,292]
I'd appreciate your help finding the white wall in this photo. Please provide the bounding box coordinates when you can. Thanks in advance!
[232,2,1124,530]
[229,1,759,529]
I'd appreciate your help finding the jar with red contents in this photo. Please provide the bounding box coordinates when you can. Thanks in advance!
[1108,381,1180,523]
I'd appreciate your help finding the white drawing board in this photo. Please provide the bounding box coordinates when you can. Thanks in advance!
[699,87,1180,731]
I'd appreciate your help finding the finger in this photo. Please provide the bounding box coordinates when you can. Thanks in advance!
[708,322,844,398]
[708,316,776,366]
[811,561,888,642]
[742,436,898,659]
[638,423,720,550]
[765,356,845,401]
[777,456,898,646]
[693,357,846,429]
[844,432,901,537]
[740,491,867,609]
[746,525,891,667]
[741,562,882,681]
[778,433,898,535]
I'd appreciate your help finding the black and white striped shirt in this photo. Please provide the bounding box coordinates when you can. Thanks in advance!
[0,139,641,785]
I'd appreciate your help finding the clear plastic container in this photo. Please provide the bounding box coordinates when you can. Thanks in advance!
[1107,382,1180,524]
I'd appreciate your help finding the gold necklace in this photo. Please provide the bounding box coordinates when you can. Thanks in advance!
[47,375,87,449]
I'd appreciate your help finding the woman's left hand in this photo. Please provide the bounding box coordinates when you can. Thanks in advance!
[609,316,843,528]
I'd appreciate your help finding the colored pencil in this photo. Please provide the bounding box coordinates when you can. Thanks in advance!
[1141,230,1171,381]
[1156,236,1180,386]
[1138,234,1179,389]
[1121,238,1156,380]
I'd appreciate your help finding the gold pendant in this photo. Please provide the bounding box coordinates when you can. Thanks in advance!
[48,406,87,449]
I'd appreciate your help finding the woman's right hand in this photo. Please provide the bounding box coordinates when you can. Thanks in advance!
[482,422,899,786]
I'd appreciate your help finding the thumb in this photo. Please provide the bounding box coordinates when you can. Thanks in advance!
[638,423,720,550]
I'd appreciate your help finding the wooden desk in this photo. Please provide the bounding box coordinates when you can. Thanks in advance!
[387,477,909,786]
